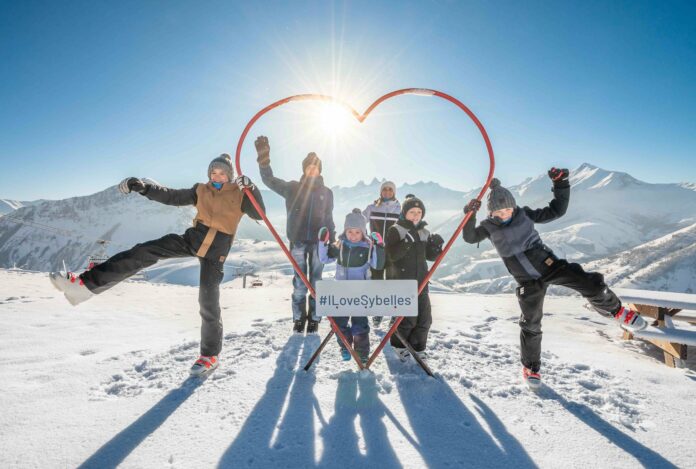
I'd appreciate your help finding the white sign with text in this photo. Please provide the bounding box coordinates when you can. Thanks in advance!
[315,280,418,317]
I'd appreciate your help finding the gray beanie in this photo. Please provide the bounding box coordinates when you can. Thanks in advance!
[487,178,516,212]
[208,153,234,182]
[344,208,368,238]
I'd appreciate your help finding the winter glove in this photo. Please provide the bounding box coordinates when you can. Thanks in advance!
[118,177,146,194]
[464,199,482,214]
[548,167,569,183]
[318,227,330,244]
[234,175,255,191]
[370,232,384,246]
[429,234,445,249]
[255,136,271,167]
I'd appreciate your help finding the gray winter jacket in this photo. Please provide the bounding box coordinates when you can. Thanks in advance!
[462,181,570,282]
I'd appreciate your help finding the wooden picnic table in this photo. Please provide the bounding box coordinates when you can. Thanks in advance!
[615,288,696,368]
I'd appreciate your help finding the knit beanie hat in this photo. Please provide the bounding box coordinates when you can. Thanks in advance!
[401,194,426,219]
[380,180,396,195]
[344,208,368,238]
[487,178,516,212]
[302,152,322,174]
[208,153,234,182]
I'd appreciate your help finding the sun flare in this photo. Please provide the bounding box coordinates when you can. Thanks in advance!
[316,102,353,135]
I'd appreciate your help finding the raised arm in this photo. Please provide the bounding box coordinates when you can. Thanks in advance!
[461,199,490,244]
[255,135,293,198]
[523,168,570,224]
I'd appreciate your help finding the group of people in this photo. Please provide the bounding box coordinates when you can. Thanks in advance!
[49,138,648,387]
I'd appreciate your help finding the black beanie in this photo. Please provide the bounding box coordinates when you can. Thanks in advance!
[302,152,322,174]
[401,194,426,219]
[487,178,517,212]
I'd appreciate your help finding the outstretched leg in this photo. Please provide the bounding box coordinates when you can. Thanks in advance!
[80,233,194,294]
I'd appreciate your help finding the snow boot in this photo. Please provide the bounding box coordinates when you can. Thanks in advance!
[340,348,352,361]
[614,306,647,332]
[190,355,219,376]
[306,319,320,334]
[522,367,541,390]
[49,271,94,306]
[393,346,410,362]
[293,319,306,334]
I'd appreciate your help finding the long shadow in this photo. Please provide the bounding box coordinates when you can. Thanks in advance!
[384,349,537,468]
[218,334,316,468]
[318,371,402,468]
[78,376,206,469]
[538,386,678,468]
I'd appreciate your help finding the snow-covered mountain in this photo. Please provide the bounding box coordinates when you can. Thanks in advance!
[583,222,696,293]
[436,163,696,293]
[0,199,26,217]
[1,163,695,292]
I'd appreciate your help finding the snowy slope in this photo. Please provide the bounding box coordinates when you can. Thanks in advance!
[0,269,694,468]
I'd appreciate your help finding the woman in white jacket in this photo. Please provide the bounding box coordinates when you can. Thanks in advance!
[363,181,401,326]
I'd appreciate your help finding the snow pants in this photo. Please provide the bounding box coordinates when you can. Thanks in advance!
[80,233,226,356]
[516,260,622,372]
[333,316,370,357]
[289,241,324,322]
[390,291,432,352]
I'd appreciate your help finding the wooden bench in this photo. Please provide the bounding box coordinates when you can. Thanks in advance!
[615,288,696,368]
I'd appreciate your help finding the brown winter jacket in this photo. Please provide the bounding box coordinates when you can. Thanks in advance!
[142,181,265,261]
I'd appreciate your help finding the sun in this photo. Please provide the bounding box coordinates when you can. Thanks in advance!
[316,102,353,135]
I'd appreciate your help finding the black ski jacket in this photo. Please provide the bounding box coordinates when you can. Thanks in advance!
[385,218,442,288]
[260,165,336,244]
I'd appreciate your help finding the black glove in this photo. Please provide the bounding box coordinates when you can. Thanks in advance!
[429,234,444,248]
[548,167,569,183]
[234,175,255,191]
[118,177,146,194]
[255,136,270,167]
[464,199,482,214]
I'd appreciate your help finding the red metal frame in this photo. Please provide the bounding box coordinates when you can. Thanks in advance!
[234,88,495,373]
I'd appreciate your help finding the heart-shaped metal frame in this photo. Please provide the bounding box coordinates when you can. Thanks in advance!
[235,88,495,371]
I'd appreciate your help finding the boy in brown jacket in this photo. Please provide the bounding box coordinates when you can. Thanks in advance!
[49,154,265,376]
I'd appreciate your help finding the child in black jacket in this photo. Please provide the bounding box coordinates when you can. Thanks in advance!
[462,168,646,388]
[385,195,444,362]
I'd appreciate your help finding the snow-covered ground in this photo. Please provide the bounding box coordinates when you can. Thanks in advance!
[1,269,695,468]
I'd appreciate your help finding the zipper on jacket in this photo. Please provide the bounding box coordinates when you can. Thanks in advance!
[306,190,315,241]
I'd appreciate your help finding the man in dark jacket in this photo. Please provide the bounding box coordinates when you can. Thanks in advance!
[462,168,646,388]
[385,195,444,362]
[49,154,265,376]
[254,135,336,334]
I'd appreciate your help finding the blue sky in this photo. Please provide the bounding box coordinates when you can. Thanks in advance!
[1,0,695,200]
